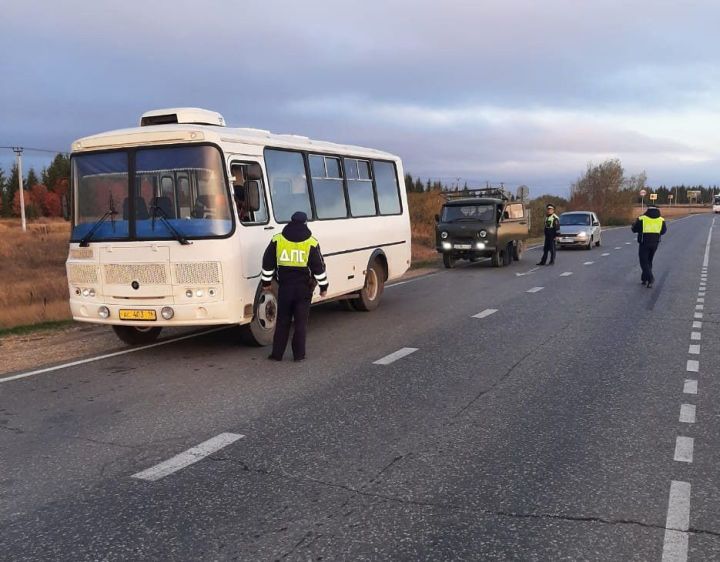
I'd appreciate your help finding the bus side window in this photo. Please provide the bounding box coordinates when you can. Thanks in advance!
[372,161,401,215]
[345,158,376,217]
[265,149,312,223]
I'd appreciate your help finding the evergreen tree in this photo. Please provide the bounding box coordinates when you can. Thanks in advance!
[404,173,414,193]
[414,178,424,193]
[26,167,40,188]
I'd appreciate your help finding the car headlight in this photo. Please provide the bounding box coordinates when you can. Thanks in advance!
[440,231,448,239]
[479,230,487,238]
[576,231,588,238]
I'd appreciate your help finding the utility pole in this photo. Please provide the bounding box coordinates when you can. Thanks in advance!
[12,147,26,232]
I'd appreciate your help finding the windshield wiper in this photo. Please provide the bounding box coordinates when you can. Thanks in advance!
[150,200,192,245]
[79,194,118,247]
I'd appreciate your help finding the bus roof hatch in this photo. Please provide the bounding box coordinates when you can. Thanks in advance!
[140,108,226,127]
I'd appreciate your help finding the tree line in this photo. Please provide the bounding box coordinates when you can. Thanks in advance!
[0,154,71,219]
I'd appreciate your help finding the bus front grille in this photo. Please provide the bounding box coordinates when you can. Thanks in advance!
[67,264,99,284]
[104,263,168,285]
[174,262,221,285]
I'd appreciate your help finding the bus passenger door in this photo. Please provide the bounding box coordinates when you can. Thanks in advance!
[229,159,275,279]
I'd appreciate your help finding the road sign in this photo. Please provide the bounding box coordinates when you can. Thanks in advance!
[639,189,647,197]
[668,194,674,200]
[649,193,658,201]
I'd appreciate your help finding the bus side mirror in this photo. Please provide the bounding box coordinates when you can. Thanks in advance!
[246,163,263,181]
[245,180,261,212]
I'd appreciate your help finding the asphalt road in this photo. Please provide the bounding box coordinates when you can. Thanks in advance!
[2,213,719,561]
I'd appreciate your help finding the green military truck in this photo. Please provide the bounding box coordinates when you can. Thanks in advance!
[435,188,531,268]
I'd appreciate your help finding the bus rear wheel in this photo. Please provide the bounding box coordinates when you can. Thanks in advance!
[354,260,385,311]
[112,325,162,346]
[243,284,278,346]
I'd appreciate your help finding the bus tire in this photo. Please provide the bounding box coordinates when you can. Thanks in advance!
[243,283,278,346]
[112,325,162,346]
[354,260,384,311]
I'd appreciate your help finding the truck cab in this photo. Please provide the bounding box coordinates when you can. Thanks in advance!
[435,189,530,268]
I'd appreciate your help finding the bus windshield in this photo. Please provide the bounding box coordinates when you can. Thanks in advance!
[71,145,232,242]
[714,195,720,205]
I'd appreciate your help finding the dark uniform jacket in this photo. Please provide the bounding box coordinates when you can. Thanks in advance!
[544,214,560,238]
[261,221,329,290]
[631,207,667,245]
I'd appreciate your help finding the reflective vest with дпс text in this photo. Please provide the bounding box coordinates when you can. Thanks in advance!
[273,233,318,268]
[545,214,559,228]
[639,215,664,234]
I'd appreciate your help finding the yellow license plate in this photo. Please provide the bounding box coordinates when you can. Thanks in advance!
[119,309,157,321]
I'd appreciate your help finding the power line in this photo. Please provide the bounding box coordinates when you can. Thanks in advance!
[0,145,69,155]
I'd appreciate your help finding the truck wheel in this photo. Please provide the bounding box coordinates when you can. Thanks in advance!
[354,260,384,311]
[491,248,503,267]
[503,243,513,266]
[443,253,456,269]
[243,283,278,346]
[112,325,162,346]
[513,241,524,261]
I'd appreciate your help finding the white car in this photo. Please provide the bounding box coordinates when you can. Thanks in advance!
[556,211,602,250]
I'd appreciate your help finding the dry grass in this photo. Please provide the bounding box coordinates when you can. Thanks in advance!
[632,205,711,218]
[0,219,71,329]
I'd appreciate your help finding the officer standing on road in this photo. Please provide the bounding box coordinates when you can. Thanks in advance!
[262,211,328,362]
[631,205,667,288]
[537,204,560,266]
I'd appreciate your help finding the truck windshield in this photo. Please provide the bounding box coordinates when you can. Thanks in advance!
[441,204,494,222]
[72,145,232,242]
[560,213,591,226]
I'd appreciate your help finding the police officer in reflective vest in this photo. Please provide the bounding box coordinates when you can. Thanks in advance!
[262,211,328,361]
[631,206,667,288]
[537,204,560,266]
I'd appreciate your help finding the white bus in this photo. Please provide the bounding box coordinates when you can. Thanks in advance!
[66,108,411,346]
[713,194,720,213]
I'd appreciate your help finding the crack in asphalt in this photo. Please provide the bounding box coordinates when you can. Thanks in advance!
[453,319,575,418]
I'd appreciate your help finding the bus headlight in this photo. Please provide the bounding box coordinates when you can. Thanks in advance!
[195,289,204,298]
[440,231,448,239]
[209,288,216,297]
[186,289,193,298]
[82,288,90,297]
[89,288,96,298]
[161,307,175,320]
[98,306,110,319]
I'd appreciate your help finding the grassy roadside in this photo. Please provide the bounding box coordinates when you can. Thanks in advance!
[0,320,75,338]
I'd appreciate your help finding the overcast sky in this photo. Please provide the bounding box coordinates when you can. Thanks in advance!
[1,0,718,195]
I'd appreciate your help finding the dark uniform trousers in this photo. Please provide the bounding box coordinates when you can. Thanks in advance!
[540,235,556,264]
[639,243,659,284]
[272,283,313,360]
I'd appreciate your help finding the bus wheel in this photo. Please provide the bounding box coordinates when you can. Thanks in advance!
[112,325,162,346]
[355,260,385,312]
[244,284,278,346]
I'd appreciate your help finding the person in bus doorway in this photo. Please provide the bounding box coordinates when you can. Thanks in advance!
[537,204,560,265]
[631,205,667,288]
[262,211,328,362]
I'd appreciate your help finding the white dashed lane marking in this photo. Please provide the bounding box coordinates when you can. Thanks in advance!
[693,321,702,329]
[601,252,610,256]
[132,433,245,482]
[674,436,694,463]
[680,404,696,424]
[614,247,622,250]
[472,309,498,319]
[687,360,699,372]
[689,345,700,355]
[684,380,698,395]
[526,287,544,293]
[694,312,703,319]
[560,272,573,277]
[583,261,594,265]
[691,332,701,341]
[662,481,691,562]
[373,347,418,365]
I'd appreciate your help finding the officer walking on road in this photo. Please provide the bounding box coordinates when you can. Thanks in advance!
[537,204,560,266]
[262,211,328,361]
[631,205,667,288]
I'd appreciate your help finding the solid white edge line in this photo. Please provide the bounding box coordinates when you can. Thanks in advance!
[132,432,245,482]
[683,380,698,394]
[661,481,691,562]
[472,309,498,319]
[373,347,418,365]
[673,436,694,463]
[0,326,230,384]
[703,216,714,268]
[679,404,696,424]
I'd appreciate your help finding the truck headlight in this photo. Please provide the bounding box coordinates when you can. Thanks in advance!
[440,231,448,239]
[479,230,487,238]
[442,242,452,250]
[476,242,486,249]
